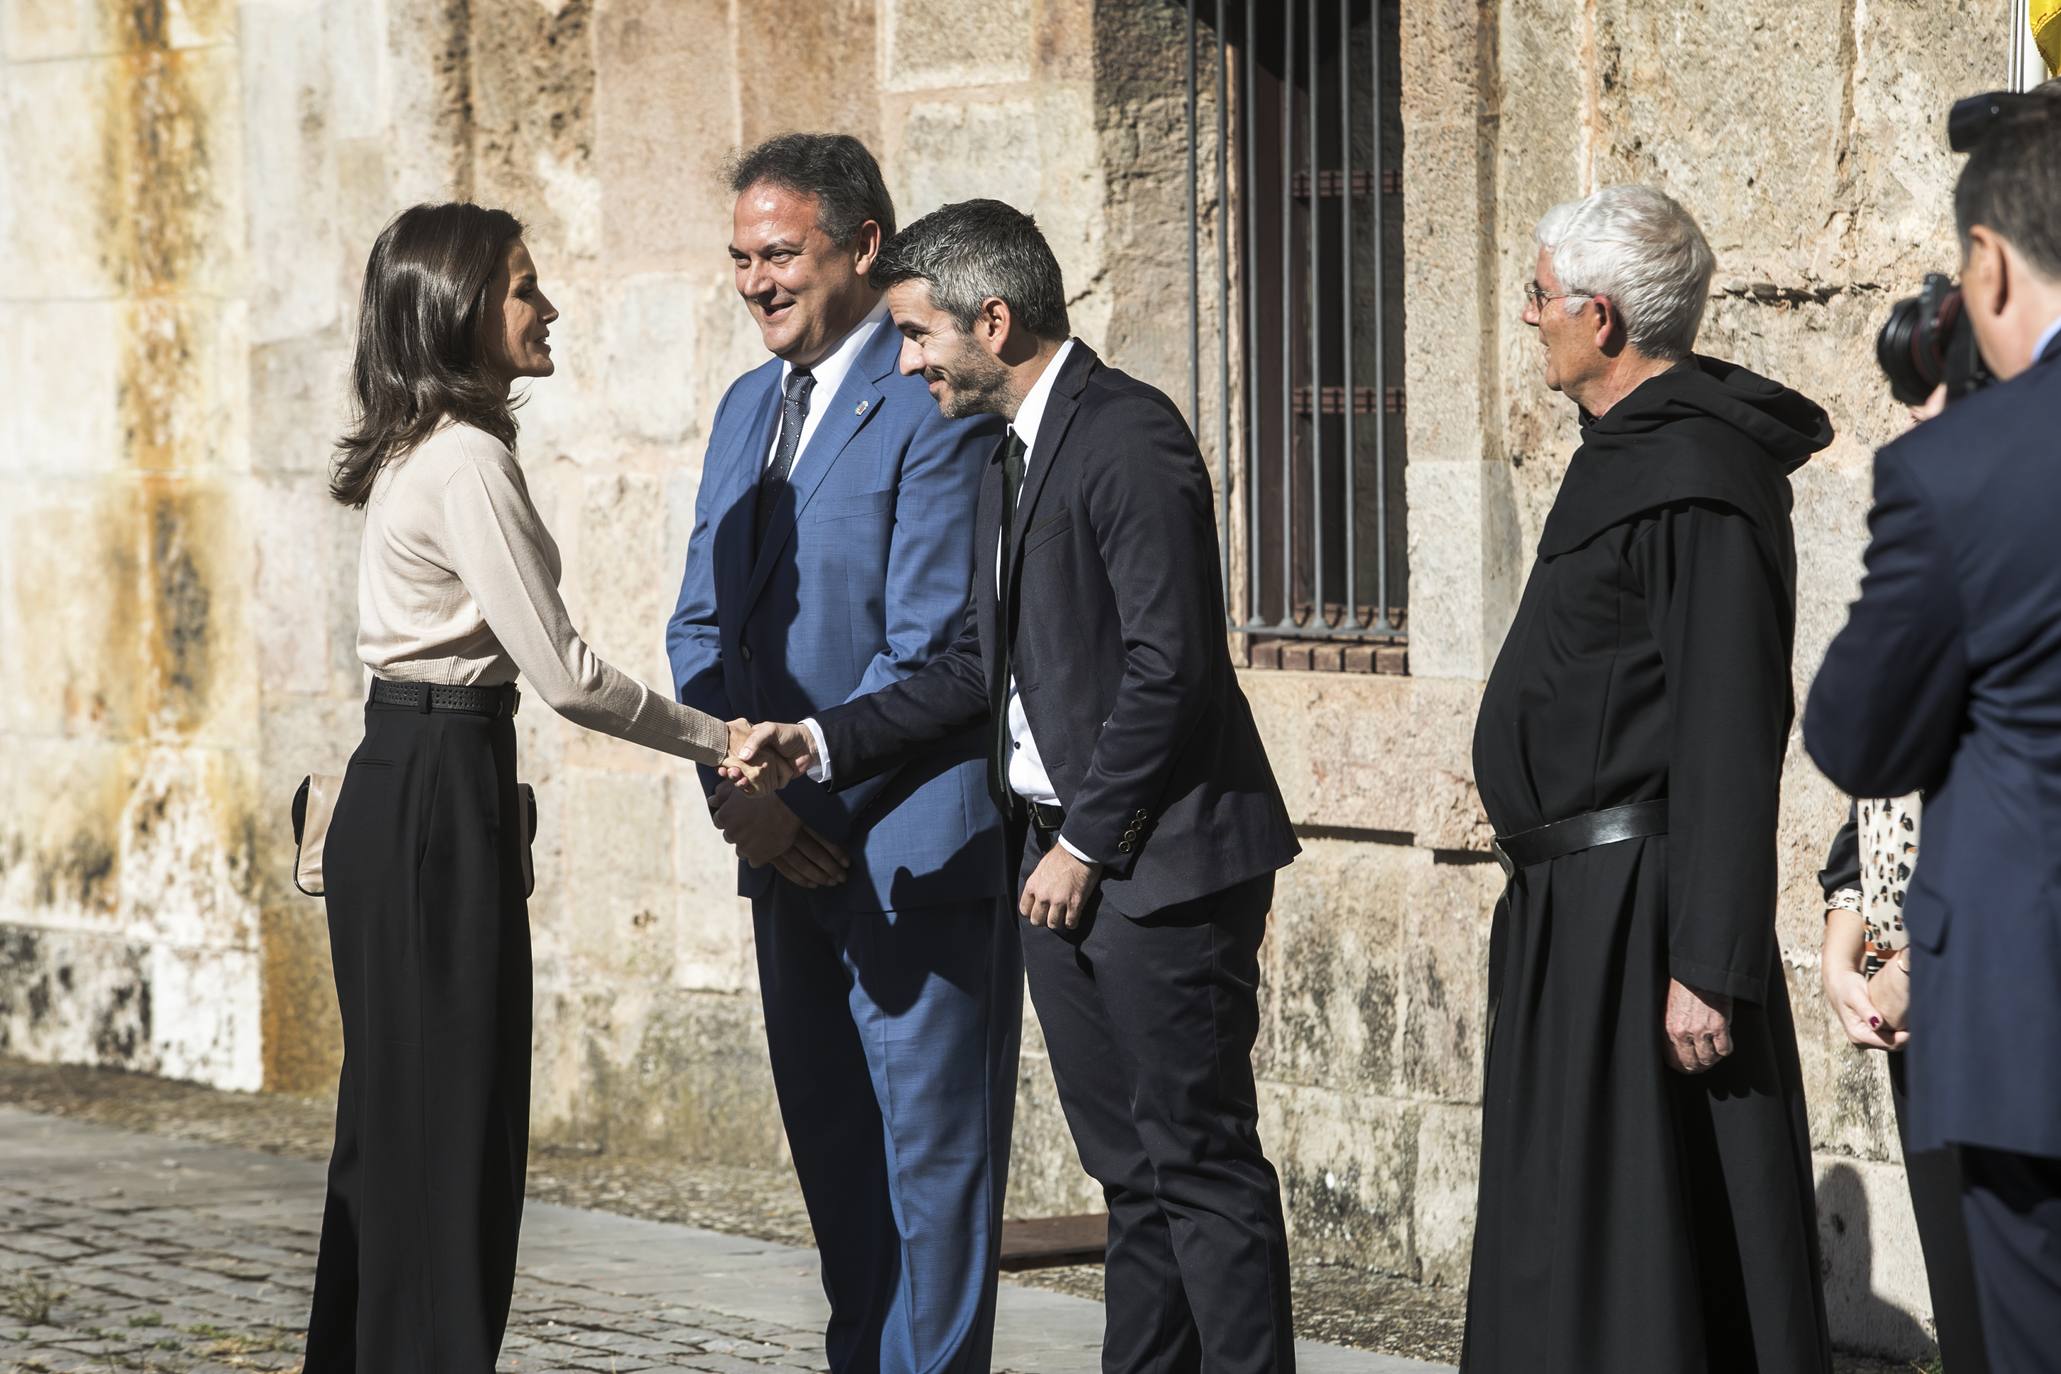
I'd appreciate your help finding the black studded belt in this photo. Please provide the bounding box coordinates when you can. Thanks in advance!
[1490,799,1668,880]
[368,678,521,718]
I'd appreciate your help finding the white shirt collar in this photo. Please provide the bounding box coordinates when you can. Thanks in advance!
[2034,312,2061,365]
[1008,337,1078,455]
[780,298,890,400]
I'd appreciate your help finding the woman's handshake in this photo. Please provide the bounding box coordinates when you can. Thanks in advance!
[720,720,819,796]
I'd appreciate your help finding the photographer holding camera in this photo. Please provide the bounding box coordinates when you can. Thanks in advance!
[1805,86,2061,1370]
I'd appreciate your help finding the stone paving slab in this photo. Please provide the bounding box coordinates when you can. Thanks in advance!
[0,1107,1448,1373]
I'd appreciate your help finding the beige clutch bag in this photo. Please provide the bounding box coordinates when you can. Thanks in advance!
[291,774,342,897]
[291,774,536,898]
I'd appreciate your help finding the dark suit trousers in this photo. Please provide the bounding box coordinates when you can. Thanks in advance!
[1960,1146,2061,1374]
[305,704,531,1374]
[1017,826,1295,1374]
[1888,1055,1989,1372]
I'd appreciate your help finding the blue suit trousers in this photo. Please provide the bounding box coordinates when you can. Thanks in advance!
[754,883,1022,1374]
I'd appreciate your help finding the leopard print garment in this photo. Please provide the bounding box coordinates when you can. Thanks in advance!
[1855,793,1921,974]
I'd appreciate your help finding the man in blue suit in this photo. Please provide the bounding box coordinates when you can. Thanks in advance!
[666,134,1014,1374]
[1804,92,2061,1373]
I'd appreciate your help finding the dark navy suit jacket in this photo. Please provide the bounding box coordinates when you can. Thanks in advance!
[813,342,1299,918]
[1804,333,2061,1157]
[666,317,1005,913]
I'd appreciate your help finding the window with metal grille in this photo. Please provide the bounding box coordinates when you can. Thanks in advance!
[1182,0,1407,672]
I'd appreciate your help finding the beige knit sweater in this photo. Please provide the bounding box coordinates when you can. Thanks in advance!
[355,422,730,765]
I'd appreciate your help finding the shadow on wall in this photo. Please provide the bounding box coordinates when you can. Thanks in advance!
[1816,1161,1937,1363]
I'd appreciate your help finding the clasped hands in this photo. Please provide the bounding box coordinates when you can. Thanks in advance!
[723,721,1103,925]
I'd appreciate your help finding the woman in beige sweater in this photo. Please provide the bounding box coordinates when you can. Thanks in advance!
[301,203,796,1374]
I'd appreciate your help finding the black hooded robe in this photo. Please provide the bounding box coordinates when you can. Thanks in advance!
[1462,359,1835,1374]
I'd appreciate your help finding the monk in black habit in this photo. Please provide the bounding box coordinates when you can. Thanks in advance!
[1463,185,1835,1374]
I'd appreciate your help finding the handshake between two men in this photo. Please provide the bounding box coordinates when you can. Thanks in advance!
[716,720,1104,929]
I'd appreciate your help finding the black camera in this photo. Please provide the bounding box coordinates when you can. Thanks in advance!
[1870,90,2041,406]
[1875,273,1991,407]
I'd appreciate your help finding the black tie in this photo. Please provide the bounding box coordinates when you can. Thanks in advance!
[755,368,816,542]
[988,428,1028,816]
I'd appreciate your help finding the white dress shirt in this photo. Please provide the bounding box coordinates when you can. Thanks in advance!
[802,339,1094,864]
[2035,311,2061,367]
[768,301,891,476]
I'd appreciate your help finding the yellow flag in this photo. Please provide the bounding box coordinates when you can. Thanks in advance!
[2036,0,2061,76]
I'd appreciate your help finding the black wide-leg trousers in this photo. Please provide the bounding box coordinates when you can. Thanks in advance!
[304,698,531,1374]
[1017,827,1296,1374]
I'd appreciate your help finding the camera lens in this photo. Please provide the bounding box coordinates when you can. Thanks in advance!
[1876,295,1939,407]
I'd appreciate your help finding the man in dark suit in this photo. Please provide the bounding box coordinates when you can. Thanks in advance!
[1804,92,2061,1372]
[743,198,1301,1373]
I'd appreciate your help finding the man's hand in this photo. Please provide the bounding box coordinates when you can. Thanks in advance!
[1019,845,1102,929]
[1662,978,1735,1074]
[721,719,801,796]
[734,721,818,788]
[707,783,848,889]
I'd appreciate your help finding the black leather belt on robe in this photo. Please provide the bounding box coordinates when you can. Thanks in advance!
[1489,800,1669,880]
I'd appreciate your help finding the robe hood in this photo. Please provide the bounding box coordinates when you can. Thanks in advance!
[1538,355,1833,558]
[1582,355,1834,474]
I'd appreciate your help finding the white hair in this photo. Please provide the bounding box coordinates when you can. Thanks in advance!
[1534,185,1715,360]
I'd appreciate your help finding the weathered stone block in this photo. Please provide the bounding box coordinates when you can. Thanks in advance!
[542,767,679,982]
[3,56,121,298]
[248,333,353,478]
[882,0,1032,92]
[149,940,263,1090]
[238,1,343,344]
[1263,1082,1422,1275]
[734,0,879,149]
[1405,459,1524,683]
[1,482,147,740]
[1260,837,1415,1095]
[669,765,755,998]
[595,0,738,274]
[602,272,716,445]
[0,0,236,62]
[1241,669,1490,847]
[117,745,260,955]
[530,983,784,1160]
[1412,1102,1481,1287]
[0,737,134,927]
[259,898,340,1094]
[0,302,122,475]
[136,477,259,747]
[0,924,151,1070]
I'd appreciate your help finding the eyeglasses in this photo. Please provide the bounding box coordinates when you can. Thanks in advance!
[1524,280,1590,312]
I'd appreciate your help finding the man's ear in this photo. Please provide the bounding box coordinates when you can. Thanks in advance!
[978,296,1013,356]
[851,220,884,276]
[1964,226,2010,321]
[1590,295,1625,353]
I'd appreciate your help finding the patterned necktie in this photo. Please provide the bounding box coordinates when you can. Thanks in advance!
[988,428,1029,815]
[755,368,816,542]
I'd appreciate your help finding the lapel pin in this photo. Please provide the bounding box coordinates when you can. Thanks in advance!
[855,400,869,415]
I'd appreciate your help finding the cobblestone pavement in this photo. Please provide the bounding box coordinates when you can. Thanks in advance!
[0,1107,1445,1374]
[0,1060,1469,1365]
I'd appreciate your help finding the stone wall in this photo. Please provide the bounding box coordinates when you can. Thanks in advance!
[0,0,2026,1358]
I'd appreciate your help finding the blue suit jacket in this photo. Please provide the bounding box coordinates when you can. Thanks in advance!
[667,318,1005,913]
[1803,335,2061,1157]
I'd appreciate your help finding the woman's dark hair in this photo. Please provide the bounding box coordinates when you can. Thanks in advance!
[330,202,526,507]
